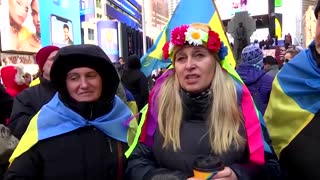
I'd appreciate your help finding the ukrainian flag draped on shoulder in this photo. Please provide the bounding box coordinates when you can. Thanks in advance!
[10,93,135,164]
[140,0,235,77]
[264,41,320,158]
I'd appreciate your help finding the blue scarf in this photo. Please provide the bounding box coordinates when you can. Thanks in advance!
[37,93,132,142]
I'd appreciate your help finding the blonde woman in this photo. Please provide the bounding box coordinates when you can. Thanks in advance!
[126,23,280,180]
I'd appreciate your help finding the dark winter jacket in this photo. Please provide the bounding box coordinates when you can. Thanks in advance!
[0,84,13,125]
[265,65,279,77]
[4,44,132,180]
[126,90,280,180]
[236,64,273,115]
[4,126,128,180]
[276,42,320,179]
[8,77,56,139]
[122,69,149,111]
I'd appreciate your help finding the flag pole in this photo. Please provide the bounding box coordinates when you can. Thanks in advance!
[142,0,147,54]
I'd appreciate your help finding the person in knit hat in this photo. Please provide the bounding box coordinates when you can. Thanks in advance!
[29,45,60,86]
[236,44,273,115]
[0,65,28,97]
[8,46,59,139]
[264,0,320,179]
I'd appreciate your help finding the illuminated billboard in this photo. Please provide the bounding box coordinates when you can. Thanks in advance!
[80,0,95,22]
[0,0,42,52]
[215,0,269,20]
[39,0,81,47]
[0,0,81,52]
[97,20,119,63]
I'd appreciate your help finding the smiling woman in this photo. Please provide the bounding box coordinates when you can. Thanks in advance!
[66,67,103,102]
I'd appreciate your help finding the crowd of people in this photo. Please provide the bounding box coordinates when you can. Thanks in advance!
[0,1,320,180]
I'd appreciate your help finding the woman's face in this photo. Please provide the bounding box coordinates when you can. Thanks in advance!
[66,67,102,102]
[283,52,293,64]
[9,0,29,26]
[174,46,216,94]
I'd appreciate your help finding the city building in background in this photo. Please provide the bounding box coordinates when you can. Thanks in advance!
[302,5,317,47]
[80,0,153,61]
[144,0,169,39]
[168,0,179,18]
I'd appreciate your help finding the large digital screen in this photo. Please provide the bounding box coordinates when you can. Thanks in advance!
[80,0,94,22]
[50,14,74,47]
[1,0,42,52]
[97,20,119,63]
[215,0,269,20]
[0,0,81,52]
[39,0,81,48]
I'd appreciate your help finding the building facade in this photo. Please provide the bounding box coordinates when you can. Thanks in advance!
[168,0,180,18]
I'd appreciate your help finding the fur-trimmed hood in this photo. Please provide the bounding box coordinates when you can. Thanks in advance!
[1,65,28,97]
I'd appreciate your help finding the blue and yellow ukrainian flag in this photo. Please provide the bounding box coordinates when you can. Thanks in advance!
[264,42,320,157]
[140,0,236,77]
[9,94,138,164]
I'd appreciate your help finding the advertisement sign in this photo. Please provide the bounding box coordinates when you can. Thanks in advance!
[127,0,141,10]
[275,0,282,7]
[215,0,269,20]
[39,0,81,47]
[109,0,142,22]
[0,0,81,52]
[1,53,35,66]
[106,4,142,29]
[80,0,95,22]
[97,21,119,63]
[1,0,42,52]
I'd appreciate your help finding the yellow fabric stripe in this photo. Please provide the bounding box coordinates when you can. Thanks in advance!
[9,111,40,164]
[125,105,149,158]
[209,12,236,68]
[148,27,168,59]
[127,116,138,146]
[29,77,40,87]
[126,102,139,146]
[264,77,314,157]
[126,101,138,115]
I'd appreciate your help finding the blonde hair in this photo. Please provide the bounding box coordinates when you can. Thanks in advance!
[157,59,245,154]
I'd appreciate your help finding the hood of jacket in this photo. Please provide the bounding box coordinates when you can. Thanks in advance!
[50,44,120,120]
[236,63,266,85]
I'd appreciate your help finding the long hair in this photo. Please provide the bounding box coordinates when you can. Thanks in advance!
[157,59,245,154]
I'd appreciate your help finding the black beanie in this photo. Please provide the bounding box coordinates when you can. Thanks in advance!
[263,56,278,65]
[50,44,119,102]
[315,0,320,19]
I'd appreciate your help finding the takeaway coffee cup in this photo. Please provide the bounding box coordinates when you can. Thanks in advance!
[193,156,224,179]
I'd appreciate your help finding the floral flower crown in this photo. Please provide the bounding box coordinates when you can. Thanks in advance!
[162,24,228,61]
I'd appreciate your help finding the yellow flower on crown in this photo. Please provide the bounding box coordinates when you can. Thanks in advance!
[184,27,208,46]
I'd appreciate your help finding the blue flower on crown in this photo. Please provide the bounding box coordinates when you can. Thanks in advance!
[218,42,228,60]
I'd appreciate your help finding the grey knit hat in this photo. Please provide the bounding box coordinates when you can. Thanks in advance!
[241,44,264,66]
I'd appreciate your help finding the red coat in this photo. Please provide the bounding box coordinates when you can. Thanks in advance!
[1,65,28,97]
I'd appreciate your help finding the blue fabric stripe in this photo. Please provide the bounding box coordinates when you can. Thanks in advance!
[37,94,132,142]
[124,88,135,101]
[166,0,215,37]
[277,41,320,114]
